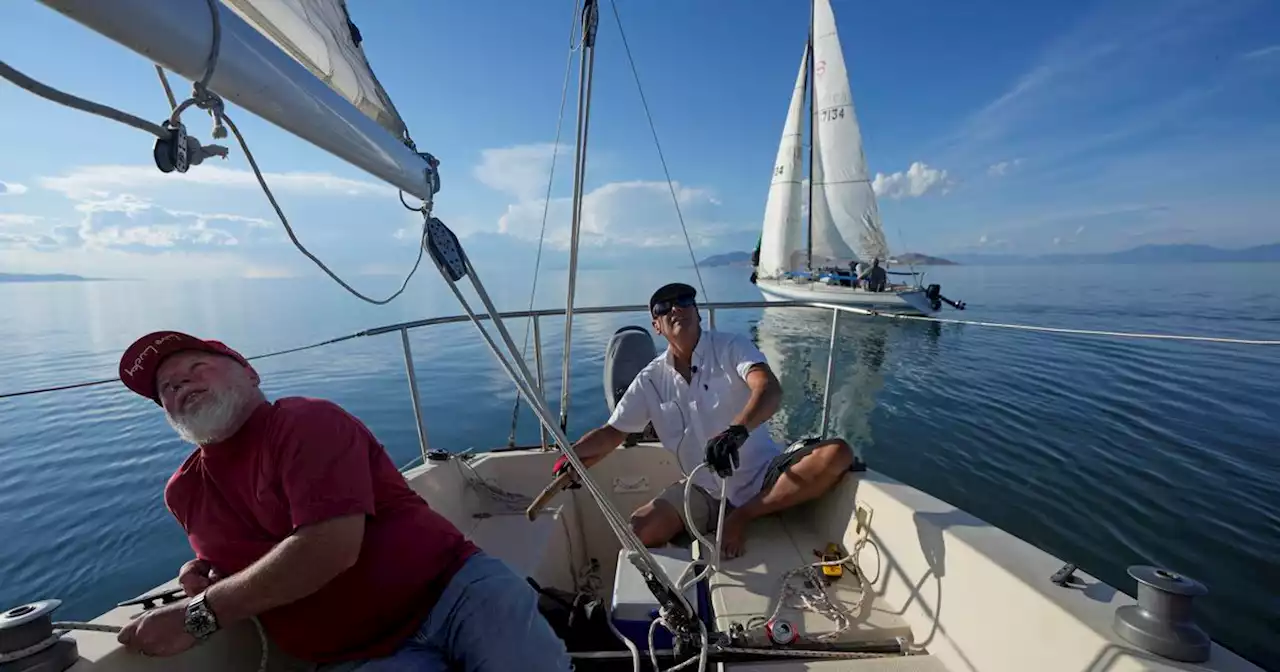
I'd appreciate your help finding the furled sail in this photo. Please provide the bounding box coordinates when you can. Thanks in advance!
[809,0,890,265]
[220,0,410,142]
[757,45,810,279]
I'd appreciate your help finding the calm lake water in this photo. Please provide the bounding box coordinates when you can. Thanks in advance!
[1,263,1277,667]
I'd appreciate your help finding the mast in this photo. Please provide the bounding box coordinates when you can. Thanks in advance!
[559,0,599,433]
[805,0,816,274]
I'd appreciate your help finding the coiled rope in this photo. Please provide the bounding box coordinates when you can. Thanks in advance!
[626,463,882,672]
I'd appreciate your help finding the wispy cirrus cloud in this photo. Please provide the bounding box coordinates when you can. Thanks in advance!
[1241,44,1280,60]
[948,0,1270,170]
[922,0,1280,254]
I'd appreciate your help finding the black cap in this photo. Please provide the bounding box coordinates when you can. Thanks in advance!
[649,282,697,313]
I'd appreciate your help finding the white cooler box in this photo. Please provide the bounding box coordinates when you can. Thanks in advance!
[610,547,709,651]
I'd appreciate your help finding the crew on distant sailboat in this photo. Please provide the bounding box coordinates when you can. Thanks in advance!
[859,258,887,292]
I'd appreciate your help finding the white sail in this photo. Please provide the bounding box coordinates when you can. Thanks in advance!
[221,0,410,141]
[809,0,890,265]
[757,46,810,279]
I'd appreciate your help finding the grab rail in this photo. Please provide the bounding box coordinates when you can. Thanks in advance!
[384,300,824,458]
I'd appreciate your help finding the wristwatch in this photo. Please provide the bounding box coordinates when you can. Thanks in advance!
[184,592,220,640]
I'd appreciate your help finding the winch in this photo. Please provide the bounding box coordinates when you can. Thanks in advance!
[0,600,78,672]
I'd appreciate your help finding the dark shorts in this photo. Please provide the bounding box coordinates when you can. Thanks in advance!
[660,437,861,534]
[760,437,825,493]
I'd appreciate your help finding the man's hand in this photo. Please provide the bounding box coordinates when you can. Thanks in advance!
[705,425,749,477]
[178,559,221,597]
[117,601,197,657]
[552,454,573,478]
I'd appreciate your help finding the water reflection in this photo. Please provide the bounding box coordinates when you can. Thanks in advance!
[752,308,890,455]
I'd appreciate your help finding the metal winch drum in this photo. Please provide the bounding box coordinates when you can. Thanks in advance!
[1113,565,1211,663]
[0,600,78,671]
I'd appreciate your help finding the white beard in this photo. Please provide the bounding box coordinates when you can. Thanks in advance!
[166,385,251,445]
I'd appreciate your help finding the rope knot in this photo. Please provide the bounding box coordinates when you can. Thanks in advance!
[191,84,227,139]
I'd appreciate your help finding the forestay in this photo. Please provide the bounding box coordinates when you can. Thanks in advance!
[221,0,410,142]
[757,46,809,279]
[809,0,890,265]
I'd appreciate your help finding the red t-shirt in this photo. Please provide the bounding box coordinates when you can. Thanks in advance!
[164,398,478,663]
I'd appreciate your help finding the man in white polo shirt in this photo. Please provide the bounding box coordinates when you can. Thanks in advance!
[561,283,857,558]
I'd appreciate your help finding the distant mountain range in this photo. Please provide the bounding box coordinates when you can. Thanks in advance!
[895,253,958,266]
[0,272,95,283]
[948,243,1280,266]
[698,251,754,267]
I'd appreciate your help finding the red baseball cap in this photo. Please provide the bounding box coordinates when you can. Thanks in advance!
[118,331,252,404]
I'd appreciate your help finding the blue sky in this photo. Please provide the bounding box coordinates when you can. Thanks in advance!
[1,0,1277,279]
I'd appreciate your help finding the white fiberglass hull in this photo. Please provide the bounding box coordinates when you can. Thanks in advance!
[57,445,1260,671]
[757,277,936,314]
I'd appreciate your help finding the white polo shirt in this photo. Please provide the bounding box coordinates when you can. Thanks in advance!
[607,329,783,506]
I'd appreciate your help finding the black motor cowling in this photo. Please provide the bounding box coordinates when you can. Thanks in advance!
[926,283,965,311]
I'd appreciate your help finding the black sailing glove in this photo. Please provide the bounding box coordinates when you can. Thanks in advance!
[705,424,749,478]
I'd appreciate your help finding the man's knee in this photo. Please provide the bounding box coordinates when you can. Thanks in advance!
[813,438,855,471]
[630,499,684,547]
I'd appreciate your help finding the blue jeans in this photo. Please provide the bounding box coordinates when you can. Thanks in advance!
[324,552,571,671]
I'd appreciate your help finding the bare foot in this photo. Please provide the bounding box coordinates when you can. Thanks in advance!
[720,514,748,559]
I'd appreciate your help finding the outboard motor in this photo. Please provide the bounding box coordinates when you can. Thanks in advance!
[926,283,966,311]
[603,326,657,446]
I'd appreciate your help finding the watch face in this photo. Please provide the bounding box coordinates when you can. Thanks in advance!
[186,602,218,639]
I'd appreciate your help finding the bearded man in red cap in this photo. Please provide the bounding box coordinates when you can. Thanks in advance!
[114,331,570,671]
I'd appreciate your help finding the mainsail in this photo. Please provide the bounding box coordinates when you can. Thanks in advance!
[809,0,890,265]
[221,0,410,142]
[757,45,809,279]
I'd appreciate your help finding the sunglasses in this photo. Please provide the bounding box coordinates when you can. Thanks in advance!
[652,295,696,317]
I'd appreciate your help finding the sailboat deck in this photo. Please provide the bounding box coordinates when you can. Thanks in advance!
[707,510,916,647]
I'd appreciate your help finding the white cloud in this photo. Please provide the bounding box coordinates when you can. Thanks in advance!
[38,164,395,200]
[1241,44,1280,60]
[1,192,275,256]
[0,180,29,196]
[497,180,729,249]
[987,158,1024,176]
[469,142,742,253]
[0,246,292,280]
[0,213,41,226]
[872,162,951,200]
[473,143,571,201]
[1053,236,1062,245]
[70,193,242,251]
